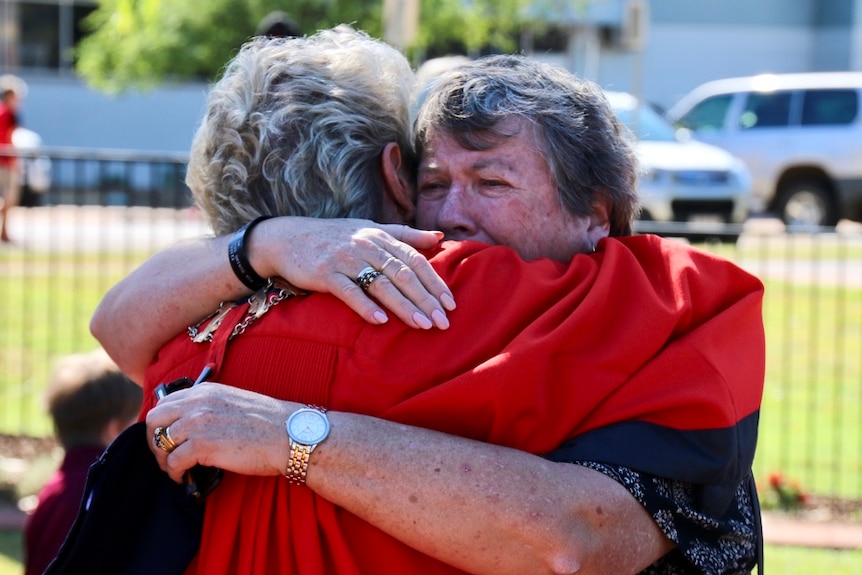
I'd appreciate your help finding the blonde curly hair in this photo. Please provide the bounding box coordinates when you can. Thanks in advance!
[187,26,417,235]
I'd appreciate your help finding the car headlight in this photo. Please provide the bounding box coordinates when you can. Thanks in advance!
[729,159,752,189]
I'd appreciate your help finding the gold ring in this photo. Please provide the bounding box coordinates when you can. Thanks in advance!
[153,426,178,454]
[379,256,398,274]
[355,267,382,291]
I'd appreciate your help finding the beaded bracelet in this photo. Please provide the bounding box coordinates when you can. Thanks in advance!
[227,216,274,291]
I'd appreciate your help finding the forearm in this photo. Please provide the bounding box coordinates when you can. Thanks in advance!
[90,235,247,383]
[150,385,672,574]
[310,413,673,575]
[92,218,454,384]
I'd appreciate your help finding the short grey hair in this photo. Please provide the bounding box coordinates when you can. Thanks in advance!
[187,26,417,235]
[414,54,639,236]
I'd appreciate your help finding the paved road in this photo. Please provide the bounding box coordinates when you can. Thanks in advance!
[4,205,210,253]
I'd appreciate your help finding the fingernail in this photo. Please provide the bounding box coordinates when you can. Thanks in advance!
[440,293,456,310]
[431,309,450,330]
[413,311,433,329]
[373,310,388,324]
[432,231,444,240]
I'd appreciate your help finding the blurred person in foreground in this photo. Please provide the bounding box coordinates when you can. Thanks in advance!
[0,74,25,243]
[91,27,764,575]
[23,349,142,575]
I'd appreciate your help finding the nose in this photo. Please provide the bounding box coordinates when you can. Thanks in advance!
[435,186,477,240]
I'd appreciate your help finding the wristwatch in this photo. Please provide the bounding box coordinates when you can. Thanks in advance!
[284,406,330,485]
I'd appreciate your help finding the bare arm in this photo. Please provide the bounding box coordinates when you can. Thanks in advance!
[148,384,673,575]
[91,217,455,384]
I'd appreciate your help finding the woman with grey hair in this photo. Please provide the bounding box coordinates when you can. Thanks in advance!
[414,54,639,240]
[188,27,417,234]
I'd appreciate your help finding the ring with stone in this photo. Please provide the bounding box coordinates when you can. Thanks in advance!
[355,266,382,291]
[153,426,178,454]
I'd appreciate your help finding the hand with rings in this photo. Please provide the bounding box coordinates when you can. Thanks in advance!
[355,256,401,291]
[355,267,382,291]
[233,218,456,330]
[153,425,178,454]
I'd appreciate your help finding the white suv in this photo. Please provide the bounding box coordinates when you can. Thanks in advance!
[667,72,862,226]
[606,91,752,226]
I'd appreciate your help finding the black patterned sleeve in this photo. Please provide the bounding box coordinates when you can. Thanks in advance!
[570,461,759,575]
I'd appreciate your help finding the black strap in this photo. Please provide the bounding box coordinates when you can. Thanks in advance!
[227,216,274,291]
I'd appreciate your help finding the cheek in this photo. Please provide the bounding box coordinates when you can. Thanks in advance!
[415,198,439,230]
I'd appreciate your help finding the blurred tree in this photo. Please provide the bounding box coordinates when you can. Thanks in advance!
[75,0,582,93]
[75,0,382,92]
[412,0,528,59]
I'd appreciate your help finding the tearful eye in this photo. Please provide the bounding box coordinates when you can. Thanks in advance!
[418,181,448,200]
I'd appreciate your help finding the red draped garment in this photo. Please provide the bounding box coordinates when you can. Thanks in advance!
[143,235,765,575]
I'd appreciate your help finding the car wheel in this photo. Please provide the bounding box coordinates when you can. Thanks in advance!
[776,179,837,227]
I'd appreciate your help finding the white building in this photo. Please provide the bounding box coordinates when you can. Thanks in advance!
[2,0,861,151]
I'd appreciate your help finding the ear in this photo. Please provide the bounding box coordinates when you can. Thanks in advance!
[586,199,611,249]
[381,142,416,224]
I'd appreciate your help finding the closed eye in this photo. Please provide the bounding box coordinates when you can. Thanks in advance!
[418,181,449,200]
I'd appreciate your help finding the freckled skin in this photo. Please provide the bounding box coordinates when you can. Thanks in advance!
[416,120,593,263]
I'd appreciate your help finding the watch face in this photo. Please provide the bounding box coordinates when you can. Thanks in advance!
[287,408,330,445]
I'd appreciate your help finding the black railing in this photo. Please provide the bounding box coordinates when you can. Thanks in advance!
[9,146,193,209]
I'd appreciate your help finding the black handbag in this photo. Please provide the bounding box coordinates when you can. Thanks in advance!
[42,420,207,575]
[45,291,286,574]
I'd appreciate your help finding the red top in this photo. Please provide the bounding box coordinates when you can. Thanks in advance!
[24,445,105,575]
[0,104,17,168]
[144,235,765,575]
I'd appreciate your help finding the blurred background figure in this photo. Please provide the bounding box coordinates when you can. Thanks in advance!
[0,74,26,243]
[23,349,142,575]
[255,11,302,39]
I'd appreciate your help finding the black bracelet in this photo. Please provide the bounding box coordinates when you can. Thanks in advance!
[228,216,274,291]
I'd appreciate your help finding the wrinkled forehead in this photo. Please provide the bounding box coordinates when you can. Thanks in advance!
[424,115,545,156]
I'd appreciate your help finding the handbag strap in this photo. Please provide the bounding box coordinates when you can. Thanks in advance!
[195,285,296,381]
[200,303,250,380]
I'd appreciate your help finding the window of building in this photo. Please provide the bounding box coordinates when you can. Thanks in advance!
[4,0,97,71]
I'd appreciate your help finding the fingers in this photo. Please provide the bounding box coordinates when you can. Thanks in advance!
[365,257,451,330]
[382,223,444,249]
[337,250,454,330]
[254,218,456,329]
[147,383,295,480]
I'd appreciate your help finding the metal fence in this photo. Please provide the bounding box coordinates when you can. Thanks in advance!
[1,149,861,505]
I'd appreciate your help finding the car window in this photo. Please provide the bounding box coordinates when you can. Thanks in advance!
[613,103,677,141]
[676,94,732,132]
[801,89,859,125]
[739,91,792,129]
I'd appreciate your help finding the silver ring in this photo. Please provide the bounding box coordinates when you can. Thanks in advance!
[379,256,398,274]
[153,426,178,454]
[355,266,382,291]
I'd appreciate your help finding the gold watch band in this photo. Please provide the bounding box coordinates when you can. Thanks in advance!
[285,442,313,485]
